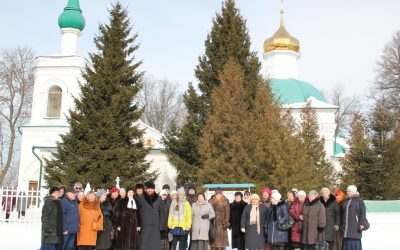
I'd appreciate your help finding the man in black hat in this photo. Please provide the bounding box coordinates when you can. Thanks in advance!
[139,181,166,250]
[40,187,63,250]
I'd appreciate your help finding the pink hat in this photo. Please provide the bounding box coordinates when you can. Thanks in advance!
[109,187,119,194]
[261,188,271,195]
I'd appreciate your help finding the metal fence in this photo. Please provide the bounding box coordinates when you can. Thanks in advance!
[0,186,44,223]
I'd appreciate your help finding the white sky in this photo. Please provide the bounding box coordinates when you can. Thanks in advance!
[1,0,400,101]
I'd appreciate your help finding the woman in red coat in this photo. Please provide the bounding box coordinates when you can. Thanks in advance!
[289,190,307,249]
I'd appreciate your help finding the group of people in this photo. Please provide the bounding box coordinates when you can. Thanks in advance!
[40,181,368,250]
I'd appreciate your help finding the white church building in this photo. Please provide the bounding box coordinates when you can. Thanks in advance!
[17,1,346,192]
[16,0,177,191]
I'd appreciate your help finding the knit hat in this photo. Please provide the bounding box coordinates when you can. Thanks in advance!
[49,186,60,195]
[171,190,178,196]
[97,189,107,197]
[234,191,243,198]
[160,190,168,196]
[271,192,282,201]
[187,183,196,192]
[135,183,144,190]
[109,187,119,195]
[162,184,170,190]
[261,188,272,195]
[177,187,185,196]
[215,187,223,194]
[347,185,357,192]
[291,188,299,194]
[145,181,155,189]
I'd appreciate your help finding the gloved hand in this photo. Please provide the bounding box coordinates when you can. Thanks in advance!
[241,228,245,233]
[201,214,209,220]
[334,225,339,231]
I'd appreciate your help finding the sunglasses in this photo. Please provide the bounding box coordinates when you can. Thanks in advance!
[75,187,82,190]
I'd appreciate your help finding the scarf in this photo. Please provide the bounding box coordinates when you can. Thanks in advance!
[169,199,186,223]
[250,204,260,234]
[127,197,137,210]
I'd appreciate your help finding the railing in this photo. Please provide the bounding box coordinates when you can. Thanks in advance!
[0,186,44,223]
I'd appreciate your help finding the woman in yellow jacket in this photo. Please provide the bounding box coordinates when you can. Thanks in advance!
[77,191,103,250]
[168,187,192,250]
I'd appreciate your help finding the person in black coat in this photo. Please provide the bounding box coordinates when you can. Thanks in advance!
[40,187,63,250]
[320,188,340,248]
[115,188,141,250]
[139,181,165,250]
[230,191,247,250]
[341,185,367,250]
[96,190,112,250]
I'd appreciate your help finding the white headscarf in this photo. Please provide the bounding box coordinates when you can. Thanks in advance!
[127,197,137,209]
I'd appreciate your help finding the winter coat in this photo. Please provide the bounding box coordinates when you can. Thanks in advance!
[241,204,268,249]
[139,192,165,250]
[230,200,247,249]
[77,197,103,246]
[60,197,80,234]
[114,197,141,250]
[209,195,230,247]
[168,199,192,230]
[187,194,197,206]
[191,201,215,241]
[16,192,27,212]
[96,200,112,250]
[160,197,170,231]
[266,200,290,244]
[289,198,305,243]
[341,194,366,240]
[41,195,63,244]
[301,198,326,245]
[320,194,340,242]
[106,193,120,239]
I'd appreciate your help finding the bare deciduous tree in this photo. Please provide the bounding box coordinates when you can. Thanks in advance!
[138,76,185,133]
[329,84,360,138]
[374,31,400,111]
[0,47,35,185]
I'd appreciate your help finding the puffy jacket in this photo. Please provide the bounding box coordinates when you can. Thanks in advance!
[168,199,192,231]
[266,200,290,244]
[60,197,80,234]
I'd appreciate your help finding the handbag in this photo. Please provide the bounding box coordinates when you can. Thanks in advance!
[315,231,331,250]
[278,215,294,231]
[209,219,216,242]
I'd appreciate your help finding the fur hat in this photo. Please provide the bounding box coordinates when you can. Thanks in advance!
[135,183,144,190]
[145,181,156,189]
[97,189,107,197]
[215,187,223,194]
[271,192,282,201]
[162,184,170,190]
[109,187,119,195]
[347,185,357,192]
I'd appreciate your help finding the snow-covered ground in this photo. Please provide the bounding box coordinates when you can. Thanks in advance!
[1,212,399,250]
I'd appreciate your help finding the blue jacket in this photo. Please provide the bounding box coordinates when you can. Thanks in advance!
[60,197,79,234]
[266,200,289,244]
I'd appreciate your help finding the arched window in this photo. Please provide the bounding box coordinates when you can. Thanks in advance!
[46,86,62,118]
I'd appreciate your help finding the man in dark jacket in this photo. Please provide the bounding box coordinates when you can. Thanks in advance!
[320,187,340,248]
[41,187,63,250]
[60,187,79,250]
[139,181,165,250]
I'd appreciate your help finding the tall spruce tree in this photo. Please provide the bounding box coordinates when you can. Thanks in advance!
[197,59,253,184]
[163,0,262,185]
[45,3,154,188]
[299,103,335,190]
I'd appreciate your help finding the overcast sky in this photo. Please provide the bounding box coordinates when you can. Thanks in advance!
[1,0,400,101]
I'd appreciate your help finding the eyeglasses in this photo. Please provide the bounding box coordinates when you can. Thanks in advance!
[74,187,82,190]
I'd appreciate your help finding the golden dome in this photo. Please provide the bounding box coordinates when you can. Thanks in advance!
[263,10,300,53]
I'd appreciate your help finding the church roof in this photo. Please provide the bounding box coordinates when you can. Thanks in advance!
[270,78,325,104]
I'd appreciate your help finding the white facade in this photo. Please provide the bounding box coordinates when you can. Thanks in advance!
[17,26,176,191]
[263,50,300,79]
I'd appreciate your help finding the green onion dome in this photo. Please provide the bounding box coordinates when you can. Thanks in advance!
[58,0,85,31]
